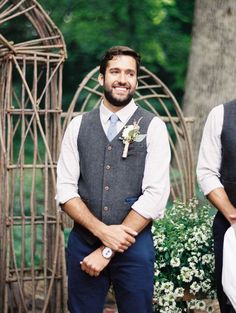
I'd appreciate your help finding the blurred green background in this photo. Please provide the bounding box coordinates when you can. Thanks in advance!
[43,0,194,106]
[1,0,194,107]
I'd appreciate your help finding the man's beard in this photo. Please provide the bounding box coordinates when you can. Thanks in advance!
[103,85,135,107]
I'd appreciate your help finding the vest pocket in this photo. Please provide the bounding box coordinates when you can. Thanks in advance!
[125,196,139,205]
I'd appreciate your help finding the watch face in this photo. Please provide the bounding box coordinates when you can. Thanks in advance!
[102,247,113,259]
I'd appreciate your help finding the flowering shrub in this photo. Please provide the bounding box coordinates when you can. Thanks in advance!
[152,198,217,313]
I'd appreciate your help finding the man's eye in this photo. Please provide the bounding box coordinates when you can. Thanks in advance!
[126,71,135,77]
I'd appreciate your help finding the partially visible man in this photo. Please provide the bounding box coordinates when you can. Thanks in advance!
[56,46,170,313]
[197,100,236,313]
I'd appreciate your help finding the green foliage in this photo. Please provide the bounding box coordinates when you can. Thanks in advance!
[2,0,194,105]
[152,198,216,312]
[13,225,43,267]
[12,168,44,216]
[40,0,194,105]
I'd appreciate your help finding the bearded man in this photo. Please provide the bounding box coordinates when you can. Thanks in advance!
[56,46,170,313]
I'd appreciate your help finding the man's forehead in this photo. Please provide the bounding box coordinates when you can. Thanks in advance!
[107,55,137,70]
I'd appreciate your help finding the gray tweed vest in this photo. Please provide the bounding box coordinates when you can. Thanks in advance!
[74,106,155,244]
[220,99,236,206]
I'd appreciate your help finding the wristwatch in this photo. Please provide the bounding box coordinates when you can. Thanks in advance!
[101,246,113,259]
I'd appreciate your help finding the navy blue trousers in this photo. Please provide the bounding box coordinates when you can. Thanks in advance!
[66,227,155,313]
[213,211,235,313]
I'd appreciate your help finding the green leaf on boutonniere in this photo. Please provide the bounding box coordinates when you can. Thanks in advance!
[134,134,146,142]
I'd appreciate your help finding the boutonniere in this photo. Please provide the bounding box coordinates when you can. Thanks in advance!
[120,117,146,158]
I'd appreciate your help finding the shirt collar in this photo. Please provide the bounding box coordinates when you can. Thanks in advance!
[100,99,138,125]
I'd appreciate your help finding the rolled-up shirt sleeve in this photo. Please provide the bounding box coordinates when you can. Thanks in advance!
[132,117,171,220]
[197,105,224,195]
[56,115,82,206]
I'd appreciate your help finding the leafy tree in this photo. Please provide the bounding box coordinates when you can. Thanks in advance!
[1,0,193,105]
[40,0,194,105]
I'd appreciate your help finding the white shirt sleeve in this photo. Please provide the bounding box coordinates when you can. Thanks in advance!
[132,117,171,220]
[56,115,82,205]
[196,104,224,195]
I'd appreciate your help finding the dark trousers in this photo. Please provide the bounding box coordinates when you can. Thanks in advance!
[66,227,155,313]
[213,211,235,313]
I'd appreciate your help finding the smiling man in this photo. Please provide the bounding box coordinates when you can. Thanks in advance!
[56,46,171,313]
[100,53,137,107]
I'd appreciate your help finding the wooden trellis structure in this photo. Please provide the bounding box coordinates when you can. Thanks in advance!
[0,0,67,312]
[0,1,195,313]
[64,66,195,202]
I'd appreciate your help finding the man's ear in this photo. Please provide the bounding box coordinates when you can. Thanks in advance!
[98,74,104,86]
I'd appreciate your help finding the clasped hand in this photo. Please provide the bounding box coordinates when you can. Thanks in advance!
[81,224,137,277]
[99,224,138,252]
[80,248,110,277]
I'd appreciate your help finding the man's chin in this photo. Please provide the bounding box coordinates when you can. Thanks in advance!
[103,88,135,107]
[104,93,132,107]
[110,97,131,107]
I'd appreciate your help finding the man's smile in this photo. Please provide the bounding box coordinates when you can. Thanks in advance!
[112,84,130,94]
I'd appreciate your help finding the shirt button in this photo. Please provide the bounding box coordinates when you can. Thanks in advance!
[106,165,111,170]
[107,145,112,151]
[104,186,109,191]
[104,206,109,211]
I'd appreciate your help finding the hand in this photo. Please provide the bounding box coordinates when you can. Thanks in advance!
[229,213,236,225]
[80,248,110,277]
[99,224,138,252]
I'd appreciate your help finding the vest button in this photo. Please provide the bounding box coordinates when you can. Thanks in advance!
[106,165,111,170]
[107,145,112,151]
[104,186,109,191]
[104,206,109,211]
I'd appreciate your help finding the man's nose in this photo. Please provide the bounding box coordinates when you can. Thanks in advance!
[118,72,126,83]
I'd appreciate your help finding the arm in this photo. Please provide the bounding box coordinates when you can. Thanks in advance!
[62,198,150,243]
[131,117,171,220]
[207,188,236,224]
[197,105,236,224]
[122,209,150,232]
[62,198,137,251]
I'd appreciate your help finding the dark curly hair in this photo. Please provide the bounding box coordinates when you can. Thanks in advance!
[99,46,141,76]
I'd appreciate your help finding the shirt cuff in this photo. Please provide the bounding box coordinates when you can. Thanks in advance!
[55,193,80,208]
[131,197,165,220]
[198,176,224,196]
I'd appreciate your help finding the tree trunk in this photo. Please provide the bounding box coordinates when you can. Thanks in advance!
[183,0,236,164]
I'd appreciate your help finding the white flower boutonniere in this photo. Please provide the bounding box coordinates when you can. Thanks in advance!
[120,117,146,158]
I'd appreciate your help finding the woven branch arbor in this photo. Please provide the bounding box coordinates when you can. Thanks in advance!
[0,0,67,312]
[0,1,194,312]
